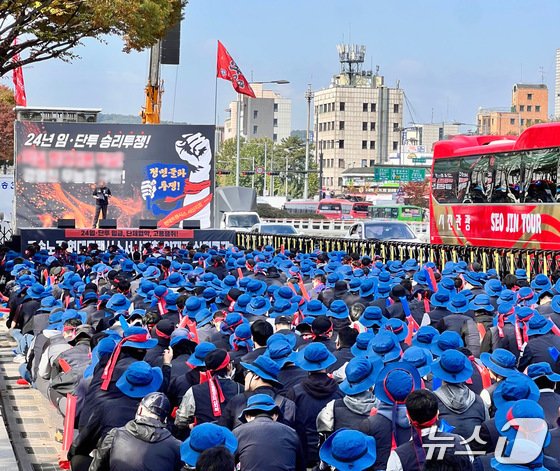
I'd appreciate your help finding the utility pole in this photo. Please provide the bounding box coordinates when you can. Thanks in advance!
[285,153,289,198]
[263,141,267,196]
[304,85,313,200]
[235,94,242,186]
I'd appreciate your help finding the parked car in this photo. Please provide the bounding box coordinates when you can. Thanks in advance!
[250,223,299,235]
[346,220,423,243]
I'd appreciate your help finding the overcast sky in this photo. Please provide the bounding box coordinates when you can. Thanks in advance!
[5,0,560,129]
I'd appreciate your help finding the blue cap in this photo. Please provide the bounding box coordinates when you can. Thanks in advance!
[188,342,217,368]
[340,357,382,395]
[374,361,421,404]
[319,429,376,471]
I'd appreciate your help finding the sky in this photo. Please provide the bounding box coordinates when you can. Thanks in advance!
[5,0,560,130]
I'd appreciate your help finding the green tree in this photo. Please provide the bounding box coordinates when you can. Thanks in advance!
[274,136,318,199]
[0,85,15,164]
[0,0,186,77]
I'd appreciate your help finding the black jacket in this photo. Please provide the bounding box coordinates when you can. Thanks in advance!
[518,332,560,373]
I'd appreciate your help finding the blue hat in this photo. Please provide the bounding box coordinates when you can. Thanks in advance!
[194,308,213,327]
[376,282,391,298]
[551,295,560,314]
[295,343,337,372]
[241,355,282,385]
[517,286,537,305]
[497,289,515,305]
[340,357,382,395]
[531,274,552,293]
[230,323,254,351]
[246,279,267,296]
[301,300,327,317]
[264,339,296,367]
[463,271,482,287]
[360,279,376,298]
[469,294,494,312]
[447,292,469,314]
[107,294,131,312]
[319,429,376,471]
[82,291,98,302]
[493,377,541,410]
[61,309,86,324]
[526,362,560,382]
[220,313,248,334]
[431,349,473,384]
[84,337,118,378]
[327,300,349,320]
[48,310,63,328]
[234,293,252,313]
[438,278,455,292]
[527,314,554,336]
[430,289,451,308]
[402,346,433,377]
[359,306,385,328]
[430,331,464,357]
[26,283,46,299]
[246,296,271,316]
[384,318,408,342]
[269,299,298,318]
[170,328,196,348]
[201,287,217,302]
[484,279,503,297]
[240,393,280,419]
[37,296,63,312]
[115,361,163,398]
[480,349,518,378]
[351,331,375,357]
[180,423,238,467]
[375,361,421,404]
[143,266,161,280]
[274,286,295,302]
[369,331,402,363]
[164,272,186,289]
[515,268,528,280]
[403,259,419,272]
[164,291,180,311]
[121,326,158,349]
[412,326,439,350]
[187,342,217,367]
[184,296,206,318]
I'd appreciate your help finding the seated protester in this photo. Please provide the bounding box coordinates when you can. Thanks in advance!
[386,390,473,471]
[518,313,560,374]
[273,315,299,348]
[180,423,237,470]
[386,284,409,321]
[326,299,351,333]
[48,324,95,416]
[196,308,226,344]
[7,281,45,356]
[70,361,163,471]
[167,329,198,378]
[264,335,306,393]
[305,316,337,352]
[527,362,560,428]
[219,355,296,431]
[317,357,380,437]
[356,305,386,335]
[319,429,377,471]
[328,326,358,373]
[228,324,254,382]
[286,343,343,469]
[427,289,452,328]
[480,302,517,355]
[89,392,181,471]
[144,318,175,368]
[402,346,435,390]
[194,447,235,471]
[233,394,305,471]
[175,349,243,431]
[432,349,489,440]
[208,312,247,351]
[479,348,518,416]
[166,342,216,409]
[240,319,273,363]
[470,374,540,454]
[359,362,421,470]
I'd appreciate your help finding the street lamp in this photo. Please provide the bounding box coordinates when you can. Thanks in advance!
[234,80,290,186]
[304,85,313,200]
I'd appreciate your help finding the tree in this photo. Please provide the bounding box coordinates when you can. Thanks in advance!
[0,85,15,164]
[274,135,318,199]
[402,179,430,208]
[0,0,186,78]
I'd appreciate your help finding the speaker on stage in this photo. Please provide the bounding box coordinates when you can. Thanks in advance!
[182,220,200,229]
[57,219,75,229]
[99,219,117,229]
[139,219,158,229]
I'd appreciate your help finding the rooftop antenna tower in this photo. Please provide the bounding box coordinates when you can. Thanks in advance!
[336,44,366,86]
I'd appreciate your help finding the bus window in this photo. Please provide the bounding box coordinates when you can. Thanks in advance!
[461,155,489,204]
[432,158,460,203]
[318,203,341,212]
[524,149,559,203]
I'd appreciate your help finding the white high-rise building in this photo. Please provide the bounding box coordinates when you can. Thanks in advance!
[555,48,560,119]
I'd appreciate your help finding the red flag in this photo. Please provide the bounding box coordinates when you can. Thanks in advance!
[216,41,255,98]
[12,38,27,106]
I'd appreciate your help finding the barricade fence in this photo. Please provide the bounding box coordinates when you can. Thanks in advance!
[236,232,560,280]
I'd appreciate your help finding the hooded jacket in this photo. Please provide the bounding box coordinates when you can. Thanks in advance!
[316,391,378,433]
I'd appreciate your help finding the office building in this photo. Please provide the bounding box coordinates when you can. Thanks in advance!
[15,106,101,123]
[313,44,404,192]
[223,83,291,143]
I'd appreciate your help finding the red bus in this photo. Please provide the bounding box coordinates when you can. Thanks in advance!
[430,123,560,249]
[317,198,372,220]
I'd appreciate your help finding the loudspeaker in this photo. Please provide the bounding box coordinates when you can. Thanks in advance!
[57,219,75,229]
[99,219,117,229]
[182,220,200,229]
[161,22,181,65]
[139,219,158,230]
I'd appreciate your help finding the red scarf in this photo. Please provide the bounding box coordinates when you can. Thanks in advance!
[101,333,150,391]
[207,353,230,417]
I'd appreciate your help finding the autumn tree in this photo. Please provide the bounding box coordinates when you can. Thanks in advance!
[0,85,15,165]
[402,179,430,208]
[0,0,186,77]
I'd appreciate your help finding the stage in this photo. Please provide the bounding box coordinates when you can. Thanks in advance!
[18,228,236,253]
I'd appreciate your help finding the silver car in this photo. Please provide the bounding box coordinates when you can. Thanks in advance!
[346,220,423,243]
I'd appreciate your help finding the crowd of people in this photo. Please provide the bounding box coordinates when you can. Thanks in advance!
[1,241,560,471]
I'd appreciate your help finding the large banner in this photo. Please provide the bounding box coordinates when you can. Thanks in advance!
[15,122,215,229]
[0,175,14,223]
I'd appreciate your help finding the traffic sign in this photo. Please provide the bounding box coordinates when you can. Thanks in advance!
[255,166,265,175]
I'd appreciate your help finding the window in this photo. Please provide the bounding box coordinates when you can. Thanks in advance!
[520,105,525,112]
[273,133,277,142]
[526,119,532,126]
[361,159,367,167]
[392,141,398,151]
[527,105,532,112]
[370,140,376,150]
[536,105,541,112]
[362,140,368,149]
[274,103,278,112]
[253,125,258,135]
[510,118,515,125]
[520,119,525,125]
[340,102,345,111]
[338,159,345,168]
[393,123,399,131]
[338,140,345,149]
[371,103,376,112]
[253,110,258,119]
[273,118,278,126]
[369,159,375,166]
[339,121,345,130]
[363,103,368,112]
[362,122,368,131]
[527,93,533,100]
[370,122,376,131]
[394,104,399,113]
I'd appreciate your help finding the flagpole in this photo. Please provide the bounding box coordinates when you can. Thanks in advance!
[235,92,241,186]
[213,73,218,225]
